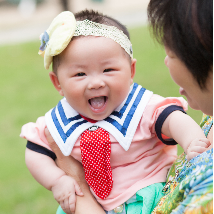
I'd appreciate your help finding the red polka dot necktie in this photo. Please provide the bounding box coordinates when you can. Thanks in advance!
[80,126,113,199]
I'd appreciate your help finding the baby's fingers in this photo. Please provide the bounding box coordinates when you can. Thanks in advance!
[64,199,72,214]
[68,194,77,214]
[60,201,68,214]
[198,138,211,147]
[187,145,208,161]
[188,138,210,152]
[61,198,75,214]
[186,151,200,161]
[74,180,84,196]
[191,145,208,154]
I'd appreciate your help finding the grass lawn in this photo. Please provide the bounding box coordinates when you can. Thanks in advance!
[0,25,203,213]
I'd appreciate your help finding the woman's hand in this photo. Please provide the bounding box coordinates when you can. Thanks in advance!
[44,127,86,183]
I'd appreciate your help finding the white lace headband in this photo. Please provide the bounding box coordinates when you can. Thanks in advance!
[39,11,133,70]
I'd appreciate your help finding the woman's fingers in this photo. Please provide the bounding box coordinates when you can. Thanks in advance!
[44,127,64,159]
[44,127,86,184]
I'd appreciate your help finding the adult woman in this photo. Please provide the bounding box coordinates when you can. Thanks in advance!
[146,0,213,213]
[47,0,213,213]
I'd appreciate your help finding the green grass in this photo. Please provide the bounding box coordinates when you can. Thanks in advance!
[0,26,203,213]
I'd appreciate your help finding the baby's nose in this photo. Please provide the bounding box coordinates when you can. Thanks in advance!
[88,78,105,90]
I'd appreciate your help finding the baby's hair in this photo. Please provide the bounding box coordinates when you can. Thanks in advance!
[147,0,213,89]
[53,9,130,74]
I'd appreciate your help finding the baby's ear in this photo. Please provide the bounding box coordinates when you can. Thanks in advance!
[49,72,64,96]
[130,59,137,84]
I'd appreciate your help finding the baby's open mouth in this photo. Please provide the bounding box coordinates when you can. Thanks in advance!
[89,96,107,110]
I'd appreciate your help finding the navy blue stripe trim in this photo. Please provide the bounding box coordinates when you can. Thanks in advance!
[26,141,56,160]
[111,83,138,118]
[58,101,82,126]
[66,120,88,137]
[52,107,67,142]
[155,105,186,145]
[104,87,146,136]
[51,107,88,143]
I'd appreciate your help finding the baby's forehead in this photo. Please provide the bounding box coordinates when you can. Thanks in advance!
[53,35,131,74]
[73,20,133,58]
[64,35,131,60]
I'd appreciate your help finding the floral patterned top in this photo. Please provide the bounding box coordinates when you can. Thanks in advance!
[152,114,213,214]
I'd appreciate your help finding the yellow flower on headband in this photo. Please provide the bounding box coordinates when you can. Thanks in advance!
[39,11,76,70]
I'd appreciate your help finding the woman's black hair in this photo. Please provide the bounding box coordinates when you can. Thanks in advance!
[53,9,130,74]
[147,0,213,89]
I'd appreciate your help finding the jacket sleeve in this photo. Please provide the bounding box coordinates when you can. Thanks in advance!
[140,95,188,144]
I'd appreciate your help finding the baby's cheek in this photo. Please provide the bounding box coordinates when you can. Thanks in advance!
[164,55,169,67]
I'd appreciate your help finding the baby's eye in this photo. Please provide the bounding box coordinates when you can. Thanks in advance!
[104,68,114,73]
[75,72,86,76]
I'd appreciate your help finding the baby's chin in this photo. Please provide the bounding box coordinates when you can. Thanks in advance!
[88,113,109,121]
[80,112,109,122]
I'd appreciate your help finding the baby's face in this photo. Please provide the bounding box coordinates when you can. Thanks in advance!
[55,36,136,121]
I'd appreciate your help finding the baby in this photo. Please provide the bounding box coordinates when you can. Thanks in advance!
[20,10,210,214]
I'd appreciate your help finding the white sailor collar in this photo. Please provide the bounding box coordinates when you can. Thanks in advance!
[45,83,153,156]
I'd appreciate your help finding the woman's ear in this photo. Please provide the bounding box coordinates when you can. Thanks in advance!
[130,59,137,84]
[49,72,64,96]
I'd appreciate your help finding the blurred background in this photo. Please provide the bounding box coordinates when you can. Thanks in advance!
[0,0,148,44]
[0,0,203,213]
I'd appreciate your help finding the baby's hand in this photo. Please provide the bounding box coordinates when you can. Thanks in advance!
[52,175,83,214]
[186,138,211,161]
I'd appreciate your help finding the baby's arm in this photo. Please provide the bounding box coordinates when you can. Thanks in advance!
[45,128,106,214]
[161,111,210,161]
[25,148,83,214]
